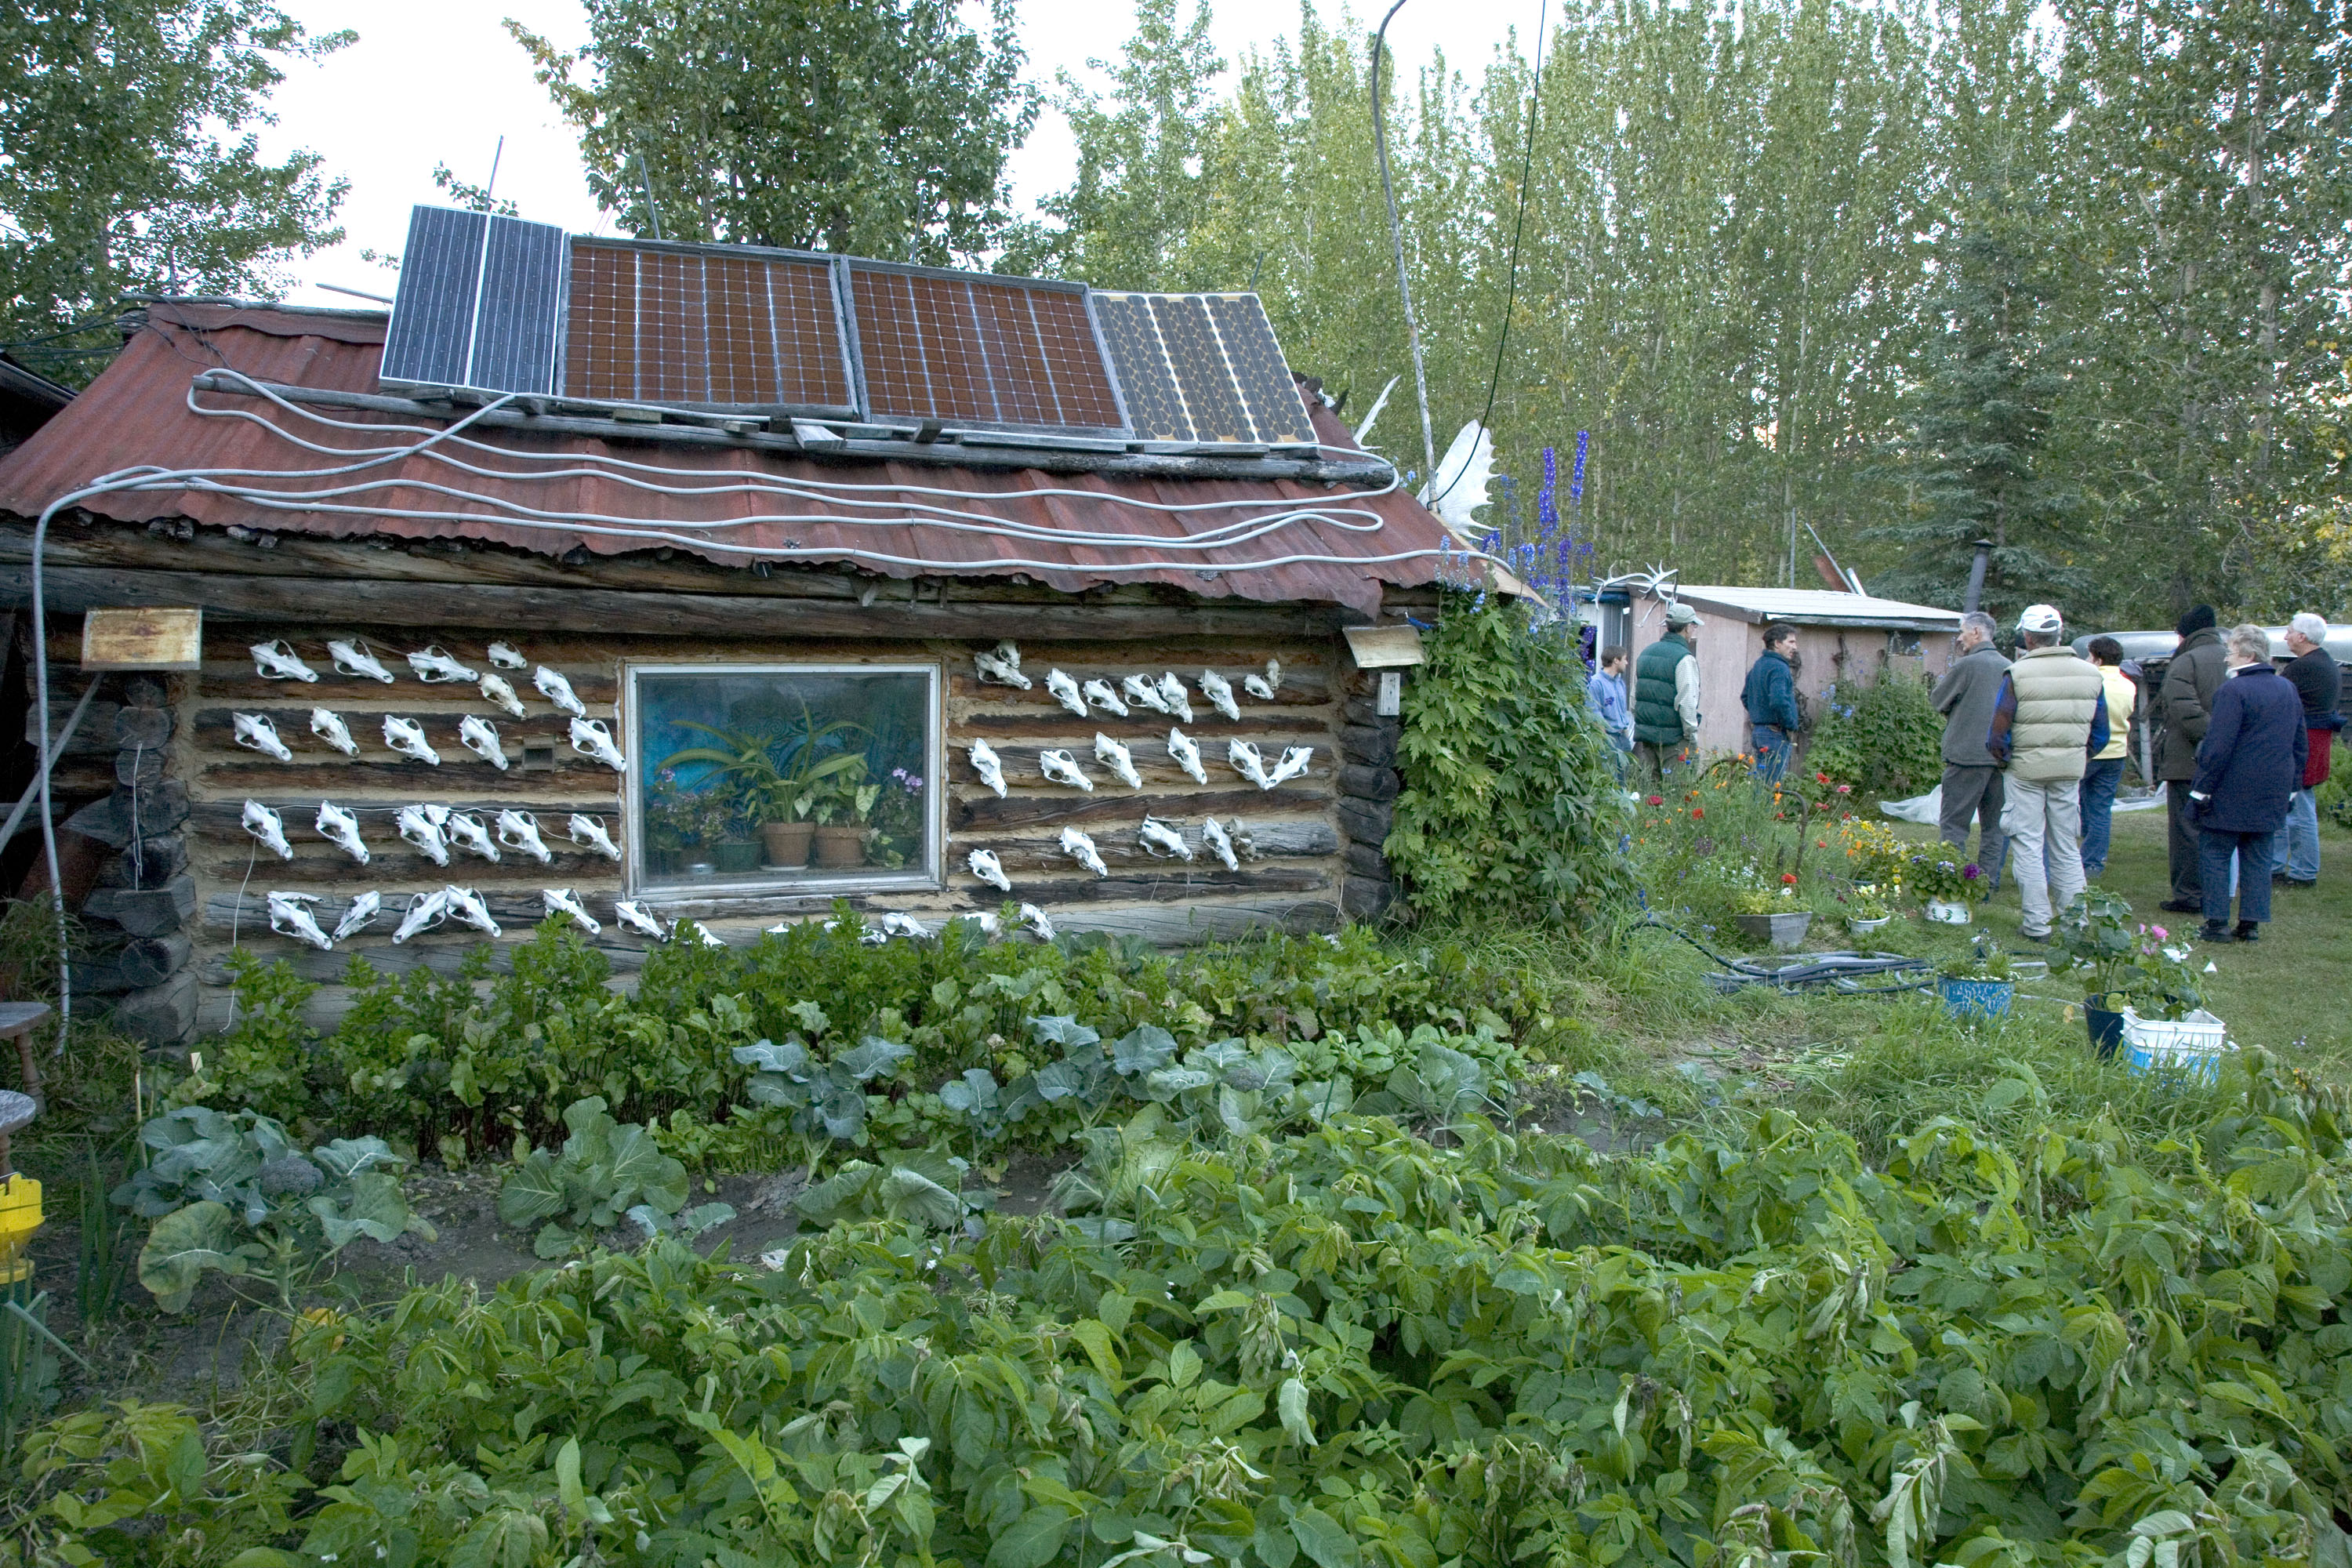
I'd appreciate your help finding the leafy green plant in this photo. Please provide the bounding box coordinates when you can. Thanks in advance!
[2054,891,2206,1018]
[794,1149,972,1229]
[659,706,868,824]
[1388,594,1632,924]
[1936,935,2015,982]
[495,1096,710,1258]
[1903,850,1987,903]
[1802,672,1944,797]
[111,1107,430,1310]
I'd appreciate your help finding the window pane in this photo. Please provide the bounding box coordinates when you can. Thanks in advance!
[634,666,933,886]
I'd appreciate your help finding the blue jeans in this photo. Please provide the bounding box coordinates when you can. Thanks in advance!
[2271,788,2319,881]
[1751,725,1791,782]
[2201,829,2277,925]
[2077,757,2124,875]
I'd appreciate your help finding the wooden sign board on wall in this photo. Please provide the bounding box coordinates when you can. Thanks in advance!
[82,608,203,671]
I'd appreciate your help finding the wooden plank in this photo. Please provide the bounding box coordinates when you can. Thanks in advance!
[951,784,1330,832]
[2,566,1348,641]
[950,816,1338,873]
[191,662,619,707]
[195,756,626,792]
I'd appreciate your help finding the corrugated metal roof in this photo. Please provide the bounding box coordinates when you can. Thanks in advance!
[0,304,1456,616]
[1672,585,1964,628]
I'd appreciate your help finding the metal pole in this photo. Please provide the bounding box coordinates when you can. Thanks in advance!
[1370,1,1438,491]
[0,677,100,855]
[1962,539,1992,615]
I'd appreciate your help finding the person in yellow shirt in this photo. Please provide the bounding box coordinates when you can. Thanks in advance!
[2078,636,2136,877]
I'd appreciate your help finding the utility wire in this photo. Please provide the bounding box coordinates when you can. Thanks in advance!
[1428,0,1548,510]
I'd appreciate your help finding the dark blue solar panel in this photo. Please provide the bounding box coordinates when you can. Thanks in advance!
[381,207,486,386]
[469,216,565,394]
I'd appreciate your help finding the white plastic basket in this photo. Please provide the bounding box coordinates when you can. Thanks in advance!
[2120,1008,2230,1083]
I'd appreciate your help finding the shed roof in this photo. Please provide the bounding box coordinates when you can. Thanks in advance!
[0,303,1456,616]
[1670,585,1963,630]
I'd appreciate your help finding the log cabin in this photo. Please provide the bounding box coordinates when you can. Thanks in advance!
[0,214,1465,1044]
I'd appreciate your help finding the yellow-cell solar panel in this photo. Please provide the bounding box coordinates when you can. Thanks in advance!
[563,242,854,412]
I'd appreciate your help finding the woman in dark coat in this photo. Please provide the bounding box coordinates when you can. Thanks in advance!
[2187,623,2308,942]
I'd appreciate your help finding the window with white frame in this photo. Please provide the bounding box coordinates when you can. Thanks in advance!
[626,662,940,891]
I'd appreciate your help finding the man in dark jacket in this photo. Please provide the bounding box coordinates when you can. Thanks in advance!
[2158,604,2228,913]
[2271,612,2340,887]
[1633,603,1704,777]
[1741,623,1802,781]
[1930,611,2010,887]
[2188,623,2307,943]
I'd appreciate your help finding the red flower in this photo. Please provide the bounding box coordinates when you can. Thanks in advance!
[1781,873,1798,884]
[1646,794,1664,806]
[1690,808,1704,820]
[1816,771,1830,785]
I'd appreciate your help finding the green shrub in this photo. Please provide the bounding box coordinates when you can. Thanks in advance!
[1385,594,1632,923]
[1804,670,1944,797]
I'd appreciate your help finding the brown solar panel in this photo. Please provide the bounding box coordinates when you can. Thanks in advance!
[1091,291,1316,446]
[847,265,1125,430]
[562,242,853,412]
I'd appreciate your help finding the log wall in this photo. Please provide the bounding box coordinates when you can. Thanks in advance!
[58,621,1367,1040]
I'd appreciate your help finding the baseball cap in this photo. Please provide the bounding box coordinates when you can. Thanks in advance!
[2016,604,2063,634]
[1664,603,1704,628]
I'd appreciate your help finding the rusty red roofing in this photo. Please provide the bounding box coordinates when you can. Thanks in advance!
[0,304,1454,615]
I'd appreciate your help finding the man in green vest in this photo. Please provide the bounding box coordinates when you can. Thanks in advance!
[1633,603,1704,777]
[1986,604,2111,941]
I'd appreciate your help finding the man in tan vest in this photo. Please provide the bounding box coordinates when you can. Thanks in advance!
[1985,604,2111,940]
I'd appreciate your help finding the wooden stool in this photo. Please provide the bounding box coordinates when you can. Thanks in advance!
[0,1003,50,1109]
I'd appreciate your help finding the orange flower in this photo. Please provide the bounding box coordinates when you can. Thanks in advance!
[1781,873,1798,884]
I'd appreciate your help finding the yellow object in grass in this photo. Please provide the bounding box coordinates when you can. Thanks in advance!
[0,1173,42,1285]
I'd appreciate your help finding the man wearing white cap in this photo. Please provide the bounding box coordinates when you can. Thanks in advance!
[1632,601,1704,778]
[1985,604,2111,940]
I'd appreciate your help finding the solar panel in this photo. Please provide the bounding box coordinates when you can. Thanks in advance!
[1091,292,1317,447]
[561,241,856,415]
[845,263,1126,433]
[380,206,565,395]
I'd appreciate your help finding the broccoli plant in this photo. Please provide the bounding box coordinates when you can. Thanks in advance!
[113,1107,433,1311]
[497,1097,724,1258]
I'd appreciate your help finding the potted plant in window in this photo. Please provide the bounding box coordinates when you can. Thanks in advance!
[660,712,866,873]
[866,767,926,869]
[809,757,879,869]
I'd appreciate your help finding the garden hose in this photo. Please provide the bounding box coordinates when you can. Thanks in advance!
[1632,916,1934,996]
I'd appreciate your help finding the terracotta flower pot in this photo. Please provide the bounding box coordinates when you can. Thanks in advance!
[813,825,868,868]
[761,820,815,869]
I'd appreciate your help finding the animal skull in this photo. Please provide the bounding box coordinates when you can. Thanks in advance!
[1154,673,1193,724]
[1019,902,1057,941]
[1199,670,1241,721]
[395,804,451,865]
[967,739,1008,798]
[486,641,528,670]
[1138,816,1193,861]
[331,891,382,942]
[568,717,626,772]
[242,800,292,859]
[878,912,933,941]
[1121,673,1171,714]
[309,708,359,757]
[1082,678,1130,717]
[1166,728,1207,784]
[443,813,500,862]
[314,801,370,864]
[541,887,601,935]
[1200,816,1240,871]
[1094,732,1142,789]
[1039,749,1094,792]
[393,889,451,942]
[1059,826,1109,878]
[441,884,502,937]
[533,666,586,717]
[973,641,1031,690]
[267,891,333,951]
[1265,746,1313,787]
[968,848,1012,891]
[328,638,397,684]
[407,645,480,684]
[494,809,552,863]
[613,902,667,940]
[1046,669,1087,717]
[250,641,318,682]
[1242,659,1283,702]
[566,814,622,861]
[233,712,293,762]
[458,714,508,771]
[1227,739,1270,789]
[383,716,441,765]
[478,673,527,718]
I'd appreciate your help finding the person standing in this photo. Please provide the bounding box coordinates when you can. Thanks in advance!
[2158,604,2227,913]
[1985,605,2108,941]
[2078,636,2135,878]
[1632,604,1704,777]
[1586,644,1635,778]
[1741,623,1803,782]
[2271,612,2340,888]
[2188,623,2306,942]
[1930,610,2011,887]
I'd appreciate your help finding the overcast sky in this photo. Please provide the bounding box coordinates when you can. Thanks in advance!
[260,1,1529,307]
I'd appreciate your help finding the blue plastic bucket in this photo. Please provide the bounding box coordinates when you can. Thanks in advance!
[1937,978,2015,1022]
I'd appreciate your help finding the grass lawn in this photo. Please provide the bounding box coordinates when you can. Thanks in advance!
[1883,797,2352,1073]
